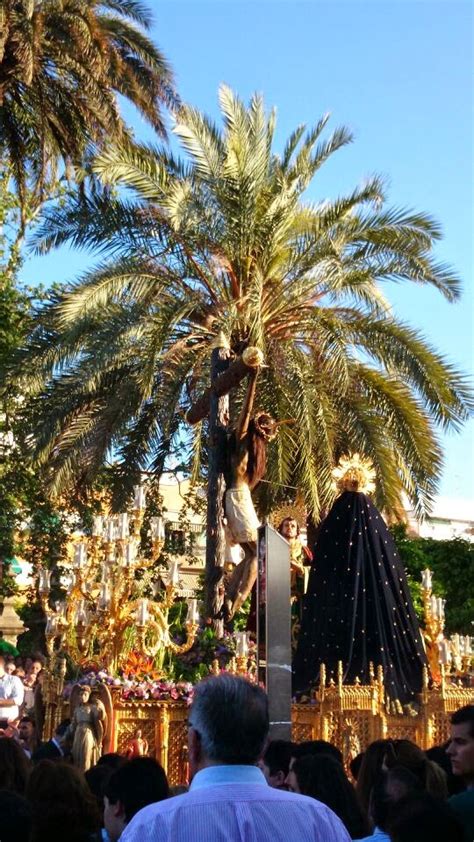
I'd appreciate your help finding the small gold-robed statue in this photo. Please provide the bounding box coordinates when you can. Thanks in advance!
[69,685,107,772]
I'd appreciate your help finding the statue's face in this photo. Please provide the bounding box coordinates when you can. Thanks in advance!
[281,518,298,539]
[254,413,277,440]
[136,729,142,738]
[80,688,91,703]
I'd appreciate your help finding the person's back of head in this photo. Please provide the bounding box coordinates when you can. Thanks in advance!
[27,760,100,842]
[85,763,114,819]
[350,751,364,782]
[426,743,464,796]
[189,674,269,767]
[387,792,464,842]
[385,738,448,798]
[384,739,426,779]
[0,736,31,794]
[260,739,293,788]
[104,756,169,841]
[0,790,32,842]
[292,739,343,764]
[291,752,368,839]
[370,773,393,832]
[424,757,448,799]
[385,765,424,802]
[97,752,127,770]
[356,738,391,816]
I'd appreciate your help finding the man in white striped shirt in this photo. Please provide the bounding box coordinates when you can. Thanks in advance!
[121,674,350,842]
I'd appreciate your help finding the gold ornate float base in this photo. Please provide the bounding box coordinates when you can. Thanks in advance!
[44,675,474,785]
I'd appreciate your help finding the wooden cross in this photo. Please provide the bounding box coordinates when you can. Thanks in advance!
[186,335,263,633]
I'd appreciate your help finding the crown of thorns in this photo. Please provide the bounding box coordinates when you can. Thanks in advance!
[253,412,278,440]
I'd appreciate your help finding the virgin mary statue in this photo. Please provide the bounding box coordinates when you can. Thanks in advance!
[292,455,427,706]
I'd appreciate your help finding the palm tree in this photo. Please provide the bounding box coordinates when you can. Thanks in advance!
[16,86,472,518]
[0,0,177,213]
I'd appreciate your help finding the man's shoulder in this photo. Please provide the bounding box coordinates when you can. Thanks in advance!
[124,784,345,826]
[132,784,330,809]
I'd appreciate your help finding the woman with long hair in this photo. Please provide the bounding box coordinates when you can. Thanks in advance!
[383,739,448,800]
[287,753,368,839]
[27,760,101,842]
[356,739,392,821]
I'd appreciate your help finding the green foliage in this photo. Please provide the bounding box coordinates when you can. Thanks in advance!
[392,524,474,634]
[15,87,472,520]
[0,561,19,598]
[0,0,177,211]
[168,625,236,683]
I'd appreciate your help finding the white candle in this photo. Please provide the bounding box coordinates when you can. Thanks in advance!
[118,512,130,540]
[117,513,129,539]
[45,616,56,634]
[106,518,116,543]
[136,598,149,625]
[125,540,137,566]
[438,639,451,665]
[74,543,87,569]
[133,485,147,511]
[421,568,432,590]
[437,598,445,619]
[150,516,166,541]
[187,598,199,624]
[99,583,110,609]
[39,569,52,592]
[92,516,103,537]
[76,601,88,625]
[168,561,180,586]
[235,632,249,657]
[464,636,472,655]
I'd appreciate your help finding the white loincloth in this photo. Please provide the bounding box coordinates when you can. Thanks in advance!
[225,486,260,544]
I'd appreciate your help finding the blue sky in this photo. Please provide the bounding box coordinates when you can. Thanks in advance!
[21,0,473,501]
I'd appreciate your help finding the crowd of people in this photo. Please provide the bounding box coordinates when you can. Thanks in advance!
[0,651,45,755]
[1,665,473,842]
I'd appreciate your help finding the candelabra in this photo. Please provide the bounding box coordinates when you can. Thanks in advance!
[421,568,446,684]
[37,485,200,674]
[421,568,472,683]
[448,632,473,677]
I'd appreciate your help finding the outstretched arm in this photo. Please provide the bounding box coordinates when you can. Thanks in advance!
[236,368,259,440]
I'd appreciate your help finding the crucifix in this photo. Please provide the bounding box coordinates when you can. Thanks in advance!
[186,335,276,630]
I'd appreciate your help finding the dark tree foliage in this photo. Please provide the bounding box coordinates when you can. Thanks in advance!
[392,524,474,634]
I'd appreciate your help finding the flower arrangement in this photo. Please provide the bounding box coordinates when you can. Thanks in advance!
[63,668,194,703]
[63,628,256,700]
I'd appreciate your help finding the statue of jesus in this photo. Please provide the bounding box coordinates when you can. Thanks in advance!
[224,368,277,620]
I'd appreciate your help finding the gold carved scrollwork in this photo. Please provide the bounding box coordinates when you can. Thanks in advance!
[42,666,473,781]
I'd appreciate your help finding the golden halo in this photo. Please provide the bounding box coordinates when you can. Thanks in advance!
[332,453,376,495]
